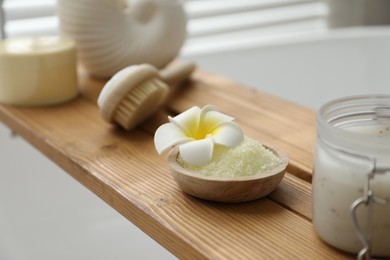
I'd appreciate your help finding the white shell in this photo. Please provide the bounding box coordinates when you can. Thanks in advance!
[57,0,187,78]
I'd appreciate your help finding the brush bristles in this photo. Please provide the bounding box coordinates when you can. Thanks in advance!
[114,78,168,129]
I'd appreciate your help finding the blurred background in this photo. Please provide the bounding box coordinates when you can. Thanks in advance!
[1,0,390,259]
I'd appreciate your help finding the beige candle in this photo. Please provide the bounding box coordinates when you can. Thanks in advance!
[0,36,78,106]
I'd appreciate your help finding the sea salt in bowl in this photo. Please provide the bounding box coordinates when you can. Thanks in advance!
[155,105,288,203]
[167,138,288,203]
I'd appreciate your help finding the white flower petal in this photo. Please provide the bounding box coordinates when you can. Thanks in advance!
[179,137,214,166]
[200,105,235,132]
[168,106,201,137]
[212,122,244,147]
[154,123,193,154]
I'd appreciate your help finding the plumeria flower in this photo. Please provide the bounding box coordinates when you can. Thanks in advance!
[154,105,244,165]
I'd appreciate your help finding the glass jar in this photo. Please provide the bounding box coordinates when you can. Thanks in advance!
[312,95,390,259]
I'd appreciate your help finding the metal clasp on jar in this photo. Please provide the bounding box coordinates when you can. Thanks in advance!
[350,159,390,260]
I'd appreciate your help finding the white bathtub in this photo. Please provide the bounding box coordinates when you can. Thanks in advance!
[183,26,390,110]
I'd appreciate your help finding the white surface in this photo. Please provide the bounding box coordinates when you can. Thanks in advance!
[0,123,176,260]
[183,26,390,110]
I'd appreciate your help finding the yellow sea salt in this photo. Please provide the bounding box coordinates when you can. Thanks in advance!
[177,137,281,177]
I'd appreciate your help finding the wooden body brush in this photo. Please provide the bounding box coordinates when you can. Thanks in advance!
[98,61,195,130]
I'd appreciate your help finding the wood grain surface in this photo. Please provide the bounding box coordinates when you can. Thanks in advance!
[0,69,353,259]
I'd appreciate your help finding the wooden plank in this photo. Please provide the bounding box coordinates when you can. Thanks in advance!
[270,173,313,220]
[0,70,352,259]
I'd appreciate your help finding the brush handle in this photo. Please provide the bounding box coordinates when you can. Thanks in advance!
[159,60,196,86]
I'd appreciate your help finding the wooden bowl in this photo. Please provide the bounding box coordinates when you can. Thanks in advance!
[167,145,288,203]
